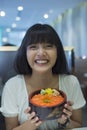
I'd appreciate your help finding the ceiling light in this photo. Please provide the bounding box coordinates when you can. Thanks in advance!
[43,14,49,19]
[6,28,11,32]
[0,11,6,17]
[17,6,23,11]
[12,23,17,28]
[82,55,86,59]
[16,16,21,21]
[2,37,8,42]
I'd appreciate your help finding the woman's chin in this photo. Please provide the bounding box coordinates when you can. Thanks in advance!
[33,67,51,73]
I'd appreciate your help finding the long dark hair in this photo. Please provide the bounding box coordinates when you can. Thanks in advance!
[14,23,70,75]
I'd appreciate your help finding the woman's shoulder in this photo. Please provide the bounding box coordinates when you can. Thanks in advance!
[59,74,79,85]
[60,74,78,80]
[4,75,24,90]
[6,74,24,82]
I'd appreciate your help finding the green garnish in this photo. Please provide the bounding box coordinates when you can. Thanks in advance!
[43,99,50,103]
[40,89,46,95]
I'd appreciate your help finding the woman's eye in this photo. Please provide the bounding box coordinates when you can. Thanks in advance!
[28,45,37,50]
[46,44,53,48]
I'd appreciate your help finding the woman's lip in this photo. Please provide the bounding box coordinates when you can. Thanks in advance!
[35,59,49,64]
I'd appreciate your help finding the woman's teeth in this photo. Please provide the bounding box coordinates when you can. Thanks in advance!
[35,60,48,64]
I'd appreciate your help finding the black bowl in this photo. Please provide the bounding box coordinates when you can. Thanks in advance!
[29,89,67,120]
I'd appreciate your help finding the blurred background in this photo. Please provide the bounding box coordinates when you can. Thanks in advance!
[0,0,87,57]
[0,0,87,129]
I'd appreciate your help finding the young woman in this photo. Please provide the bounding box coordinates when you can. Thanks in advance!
[1,24,86,130]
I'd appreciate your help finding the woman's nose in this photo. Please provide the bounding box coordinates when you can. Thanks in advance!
[37,46,46,55]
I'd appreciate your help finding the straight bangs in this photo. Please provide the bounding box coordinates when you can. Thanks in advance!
[27,30,56,46]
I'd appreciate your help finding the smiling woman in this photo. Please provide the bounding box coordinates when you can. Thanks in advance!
[0,23,86,130]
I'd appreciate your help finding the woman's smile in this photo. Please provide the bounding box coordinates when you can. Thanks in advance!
[35,59,49,64]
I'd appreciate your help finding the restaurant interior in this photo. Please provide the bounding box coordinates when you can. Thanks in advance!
[0,0,87,129]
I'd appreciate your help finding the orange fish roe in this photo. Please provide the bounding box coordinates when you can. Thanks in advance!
[31,93,64,107]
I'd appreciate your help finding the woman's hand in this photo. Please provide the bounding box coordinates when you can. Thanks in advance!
[24,107,42,130]
[57,101,73,125]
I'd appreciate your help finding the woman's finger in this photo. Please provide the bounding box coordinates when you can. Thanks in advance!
[64,102,73,112]
[35,120,42,126]
[31,116,39,123]
[58,114,67,124]
[24,107,31,113]
[29,112,36,120]
[63,108,72,118]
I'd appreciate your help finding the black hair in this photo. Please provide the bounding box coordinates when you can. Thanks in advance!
[14,23,70,75]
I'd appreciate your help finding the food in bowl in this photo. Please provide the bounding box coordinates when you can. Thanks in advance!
[29,88,67,120]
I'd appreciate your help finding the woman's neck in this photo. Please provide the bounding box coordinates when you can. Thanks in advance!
[28,72,59,89]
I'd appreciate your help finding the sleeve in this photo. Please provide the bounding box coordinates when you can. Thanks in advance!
[1,79,18,117]
[70,76,86,109]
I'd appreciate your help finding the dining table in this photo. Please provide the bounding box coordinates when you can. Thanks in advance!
[65,127,87,130]
[72,127,87,130]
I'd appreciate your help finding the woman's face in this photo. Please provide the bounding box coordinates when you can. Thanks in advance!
[26,43,57,73]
